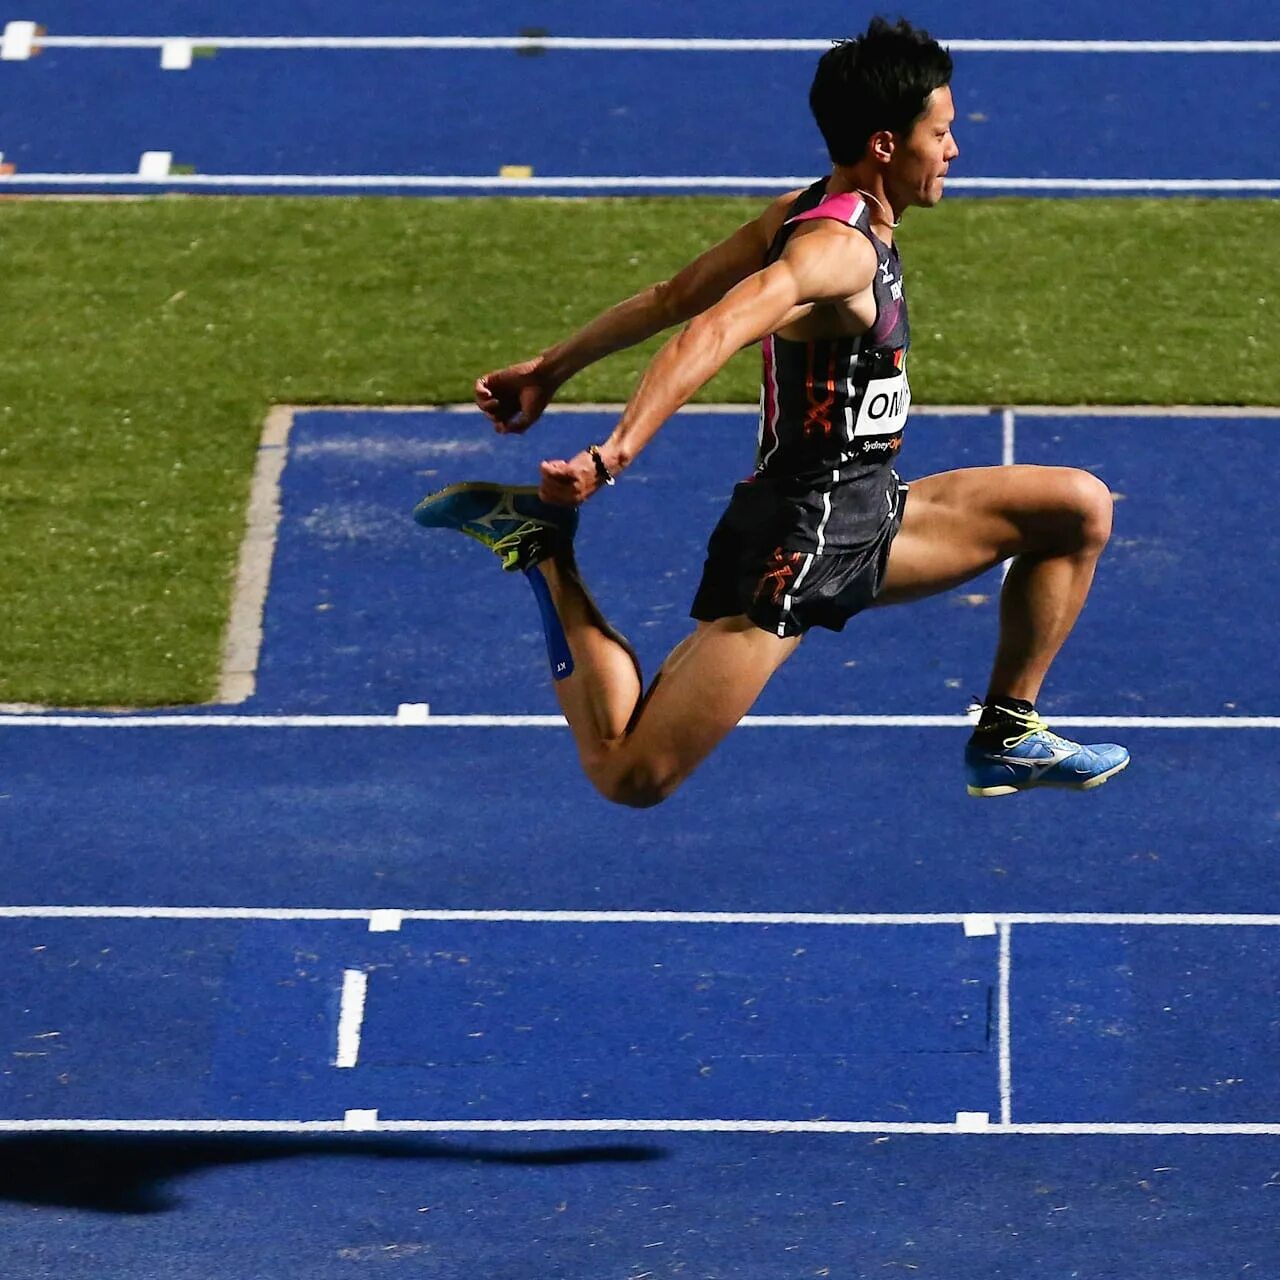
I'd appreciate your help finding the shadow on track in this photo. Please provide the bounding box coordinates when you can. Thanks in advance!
[0,1134,666,1214]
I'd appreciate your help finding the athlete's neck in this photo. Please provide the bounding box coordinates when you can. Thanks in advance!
[826,168,900,242]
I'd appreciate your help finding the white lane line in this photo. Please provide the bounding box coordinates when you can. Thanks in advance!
[26,36,1280,53]
[1,173,1277,193]
[948,178,1280,192]
[2,714,1277,728]
[999,924,1013,1126]
[334,969,369,1068]
[3,1117,1280,1135]
[2,907,1280,927]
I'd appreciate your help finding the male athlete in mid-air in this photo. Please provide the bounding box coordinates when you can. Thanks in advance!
[414,17,1129,807]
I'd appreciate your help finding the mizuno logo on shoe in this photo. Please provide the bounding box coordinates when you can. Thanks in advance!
[470,491,531,532]
[987,743,1078,778]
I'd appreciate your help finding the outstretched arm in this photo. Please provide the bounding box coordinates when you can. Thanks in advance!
[536,222,880,505]
[475,190,802,433]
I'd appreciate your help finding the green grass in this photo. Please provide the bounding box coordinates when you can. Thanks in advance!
[1,195,1276,706]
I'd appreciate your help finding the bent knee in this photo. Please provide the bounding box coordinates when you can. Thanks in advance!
[1038,468,1112,555]
[594,757,683,809]
[1066,468,1114,551]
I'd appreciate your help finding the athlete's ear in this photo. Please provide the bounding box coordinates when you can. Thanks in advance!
[867,129,895,164]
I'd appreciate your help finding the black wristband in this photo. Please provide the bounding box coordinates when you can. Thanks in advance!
[588,444,617,487]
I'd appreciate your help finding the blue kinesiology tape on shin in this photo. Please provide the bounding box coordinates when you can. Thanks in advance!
[525,566,575,681]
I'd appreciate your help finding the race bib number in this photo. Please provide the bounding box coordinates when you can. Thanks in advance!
[853,372,911,438]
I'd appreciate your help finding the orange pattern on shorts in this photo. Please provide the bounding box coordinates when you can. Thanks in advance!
[756,548,804,605]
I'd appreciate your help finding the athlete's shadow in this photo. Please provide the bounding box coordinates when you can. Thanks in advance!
[0,1133,666,1214]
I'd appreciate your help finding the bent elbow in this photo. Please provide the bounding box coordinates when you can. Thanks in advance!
[653,277,693,329]
[682,312,745,365]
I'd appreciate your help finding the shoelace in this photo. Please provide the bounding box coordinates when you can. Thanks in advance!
[1000,711,1075,752]
[491,521,545,570]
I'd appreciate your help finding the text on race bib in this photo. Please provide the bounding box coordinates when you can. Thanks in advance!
[852,372,911,438]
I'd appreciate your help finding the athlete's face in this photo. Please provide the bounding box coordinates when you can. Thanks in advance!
[890,86,959,208]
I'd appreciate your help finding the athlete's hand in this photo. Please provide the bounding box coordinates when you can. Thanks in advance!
[538,450,602,506]
[474,359,558,435]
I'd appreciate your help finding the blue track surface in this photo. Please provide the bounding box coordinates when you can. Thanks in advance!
[4,48,1277,188]
[2,919,994,1121]
[6,404,1276,1277]
[7,915,1280,1127]
[2,1132,1276,1276]
[3,723,1276,913]
[254,408,1280,717]
[1,3,1277,191]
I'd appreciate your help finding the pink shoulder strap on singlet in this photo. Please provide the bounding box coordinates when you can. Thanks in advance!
[785,191,866,228]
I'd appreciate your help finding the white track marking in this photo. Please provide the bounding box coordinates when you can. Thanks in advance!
[1,714,1277,728]
[334,969,369,1068]
[26,36,1280,54]
[2,173,1277,193]
[952,178,1280,192]
[2,907,1280,927]
[0,20,36,59]
[136,151,172,179]
[160,39,193,70]
[2,1117,1280,1135]
[999,924,1013,1126]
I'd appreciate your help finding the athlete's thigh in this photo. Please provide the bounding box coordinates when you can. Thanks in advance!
[877,464,1098,605]
[621,615,800,788]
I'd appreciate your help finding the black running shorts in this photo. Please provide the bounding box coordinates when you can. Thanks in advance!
[690,474,908,638]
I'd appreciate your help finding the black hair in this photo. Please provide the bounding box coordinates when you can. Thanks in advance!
[809,17,953,165]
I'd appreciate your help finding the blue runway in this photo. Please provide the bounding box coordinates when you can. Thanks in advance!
[254,407,1280,717]
[1016,925,1280,1123]
[4,46,1277,191]
[1,723,1276,914]
[2,3,1277,192]
[7,911,1280,1128]
[2,1131,1277,1276]
[2,918,995,1122]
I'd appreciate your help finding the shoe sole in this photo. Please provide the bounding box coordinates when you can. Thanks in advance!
[966,755,1130,798]
[412,481,544,531]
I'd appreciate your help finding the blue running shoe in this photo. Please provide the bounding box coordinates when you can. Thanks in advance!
[965,708,1130,797]
[412,482,578,572]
